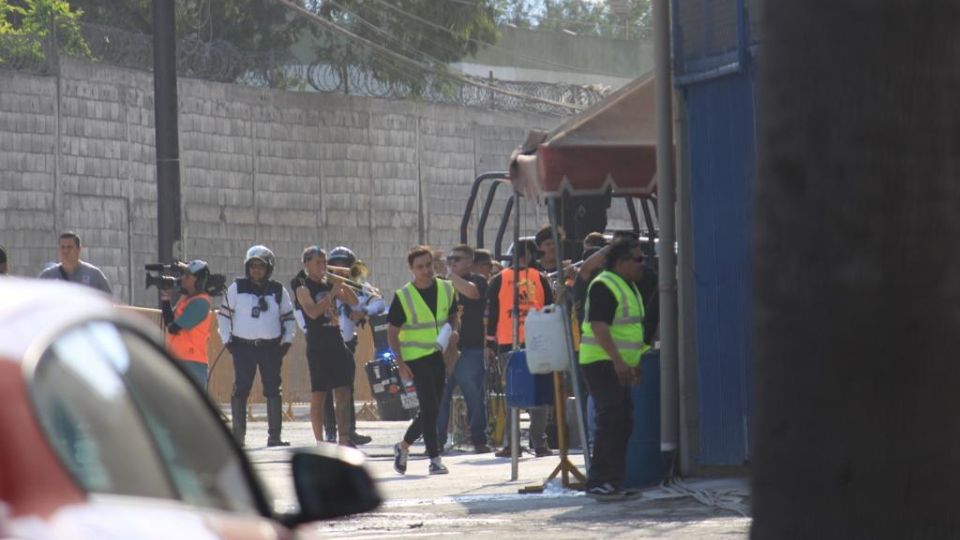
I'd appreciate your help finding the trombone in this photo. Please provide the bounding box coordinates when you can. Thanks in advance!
[326,260,382,297]
[324,271,366,292]
[545,259,585,279]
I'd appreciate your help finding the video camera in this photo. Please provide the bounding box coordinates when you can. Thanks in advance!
[145,262,227,296]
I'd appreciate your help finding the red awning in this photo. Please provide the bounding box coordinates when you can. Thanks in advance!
[509,75,658,198]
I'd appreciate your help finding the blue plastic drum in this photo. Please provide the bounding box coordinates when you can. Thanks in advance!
[623,350,666,488]
[505,350,554,408]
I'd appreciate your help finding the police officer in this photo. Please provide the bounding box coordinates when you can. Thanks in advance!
[161,260,214,385]
[579,236,648,501]
[218,245,296,448]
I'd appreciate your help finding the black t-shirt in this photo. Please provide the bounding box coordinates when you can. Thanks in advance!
[573,269,602,324]
[586,280,619,325]
[387,280,459,328]
[584,270,658,346]
[297,276,342,347]
[458,273,488,349]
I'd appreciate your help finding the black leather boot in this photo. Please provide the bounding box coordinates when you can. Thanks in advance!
[266,396,290,447]
[231,397,247,448]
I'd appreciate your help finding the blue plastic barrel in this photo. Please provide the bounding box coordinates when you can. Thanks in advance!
[505,350,554,408]
[623,350,665,488]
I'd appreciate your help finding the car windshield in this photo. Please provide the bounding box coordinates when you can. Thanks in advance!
[31,321,262,515]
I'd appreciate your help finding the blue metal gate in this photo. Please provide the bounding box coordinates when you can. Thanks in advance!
[674,0,759,466]
[684,72,756,465]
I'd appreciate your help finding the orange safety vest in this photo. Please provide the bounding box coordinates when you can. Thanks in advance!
[496,267,546,346]
[166,293,212,364]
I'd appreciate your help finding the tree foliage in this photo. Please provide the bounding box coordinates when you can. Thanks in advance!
[496,0,652,40]
[0,0,89,68]
[306,0,498,90]
[66,0,310,54]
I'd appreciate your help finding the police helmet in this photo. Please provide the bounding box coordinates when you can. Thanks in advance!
[244,245,275,279]
[327,245,357,267]
[185,259,210,290]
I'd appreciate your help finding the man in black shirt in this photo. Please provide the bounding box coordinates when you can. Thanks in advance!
[580,237,647,500]
[293,246,359,446]
[388,246,459,475]
[436,245,491,453]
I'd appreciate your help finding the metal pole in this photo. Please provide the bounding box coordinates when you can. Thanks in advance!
[153,0,183,269]
[548,196,591,474]
[510,192,522,480]
[653,0,679,465]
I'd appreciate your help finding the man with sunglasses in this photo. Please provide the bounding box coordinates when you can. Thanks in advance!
[472,249,494,280]
[436,245,491,454]
[579,236,649,501]
[219,245,297,448]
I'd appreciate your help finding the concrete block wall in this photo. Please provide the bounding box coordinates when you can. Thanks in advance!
[0,73,58,277]
[0,57,558,305]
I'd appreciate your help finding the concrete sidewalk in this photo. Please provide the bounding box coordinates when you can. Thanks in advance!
[239,413,751,538]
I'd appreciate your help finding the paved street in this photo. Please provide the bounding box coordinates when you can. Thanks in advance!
[240,410,751,538]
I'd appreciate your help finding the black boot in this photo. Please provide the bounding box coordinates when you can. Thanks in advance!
[323,392,337,442]
[231,397,247,448]
[266,396,290,447]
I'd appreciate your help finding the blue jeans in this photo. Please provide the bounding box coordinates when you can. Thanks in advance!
[436,347,487,448]
[179,360,208,388]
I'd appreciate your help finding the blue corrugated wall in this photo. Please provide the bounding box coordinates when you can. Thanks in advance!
[684,71,756,466]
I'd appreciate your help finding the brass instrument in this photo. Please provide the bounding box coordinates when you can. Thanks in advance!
[545,259,584,279]
[324,271,366,292]
[350,260,369,281]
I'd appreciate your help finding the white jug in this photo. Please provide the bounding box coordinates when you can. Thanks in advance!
[524,304,572,374]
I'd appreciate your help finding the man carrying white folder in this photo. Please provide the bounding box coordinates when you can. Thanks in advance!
[387,246,460,476]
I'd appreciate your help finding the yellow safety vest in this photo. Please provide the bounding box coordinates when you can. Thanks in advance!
[579,270,647,367]
[396,278,454,362]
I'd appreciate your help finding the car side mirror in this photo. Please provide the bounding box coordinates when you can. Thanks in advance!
[286,445,381,524]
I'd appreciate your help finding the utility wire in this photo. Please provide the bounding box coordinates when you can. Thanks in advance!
[274,0,585,111]
[361,0,634,79]
[322,0,454,67]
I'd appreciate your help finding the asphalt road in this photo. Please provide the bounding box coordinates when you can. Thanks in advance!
[241,415,751,538]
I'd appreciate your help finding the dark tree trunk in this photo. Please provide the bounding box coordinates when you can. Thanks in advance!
[752,2,960,538]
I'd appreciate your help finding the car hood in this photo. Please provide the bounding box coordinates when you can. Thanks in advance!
[0,278,120,365]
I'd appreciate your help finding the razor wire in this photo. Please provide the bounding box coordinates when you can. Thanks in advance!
[2,21,610,117]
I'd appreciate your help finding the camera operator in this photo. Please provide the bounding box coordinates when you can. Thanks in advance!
[160,260,214,385]
[218,245,296,448]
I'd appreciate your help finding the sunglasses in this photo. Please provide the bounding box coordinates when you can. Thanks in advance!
[446,255,464,263]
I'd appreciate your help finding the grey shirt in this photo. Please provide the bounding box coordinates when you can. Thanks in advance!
[38,261,112,295]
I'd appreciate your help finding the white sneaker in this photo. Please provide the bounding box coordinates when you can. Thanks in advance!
[428,457,449,475]
[586,483,626,502]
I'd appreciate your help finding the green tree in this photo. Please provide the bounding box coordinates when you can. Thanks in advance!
[307,0,498,91]
[497,0,652,40]
[0,0,89,68]
[65,0,312,83]
[492,0,536,28]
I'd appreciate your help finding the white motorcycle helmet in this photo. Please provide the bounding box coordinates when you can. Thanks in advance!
[244,245,275,280]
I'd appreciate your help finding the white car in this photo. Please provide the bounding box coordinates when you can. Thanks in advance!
[0,278,380,539]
